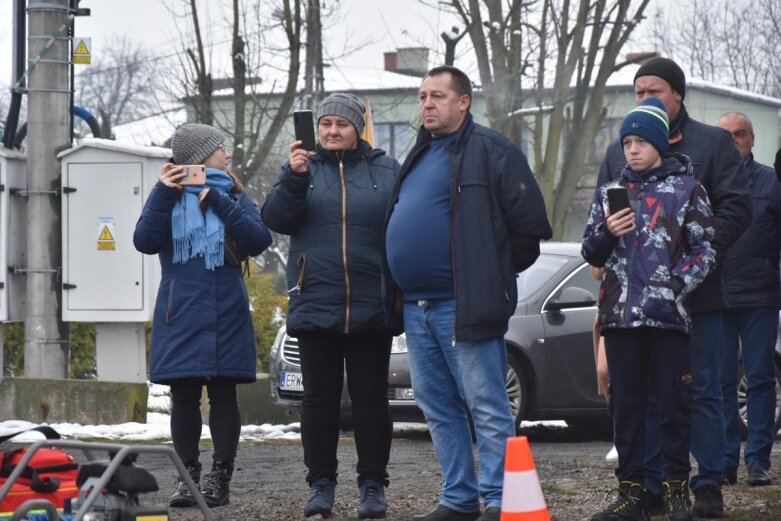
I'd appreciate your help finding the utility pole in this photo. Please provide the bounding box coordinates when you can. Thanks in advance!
[302,0,324,110]
[24,0,72,377]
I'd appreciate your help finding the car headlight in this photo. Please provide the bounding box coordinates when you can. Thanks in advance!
[391,334,407,354]
[269,325,286,359]
[394,387,415,400]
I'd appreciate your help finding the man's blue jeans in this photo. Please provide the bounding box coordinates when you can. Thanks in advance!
[403,298,515,512]
[721,307,778,472]
[646,311,725,493]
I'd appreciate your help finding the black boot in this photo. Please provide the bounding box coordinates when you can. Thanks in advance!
[201,460,233,507]
[590,481,649,521]
[170,460,201,508]
[663,479,693,521]
[692,484,724,518]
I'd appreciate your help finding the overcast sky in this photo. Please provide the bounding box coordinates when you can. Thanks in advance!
[0,0,693,93]
[0,0,468,92]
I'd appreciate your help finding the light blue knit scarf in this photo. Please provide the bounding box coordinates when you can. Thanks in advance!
[171,168,234,270]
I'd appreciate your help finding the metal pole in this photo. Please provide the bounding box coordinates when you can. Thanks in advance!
[24,0,71,378]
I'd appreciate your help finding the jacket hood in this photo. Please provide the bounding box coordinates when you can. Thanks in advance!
[621,152,692,183]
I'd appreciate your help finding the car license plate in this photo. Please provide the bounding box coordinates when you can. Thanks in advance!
[280,371,304,392]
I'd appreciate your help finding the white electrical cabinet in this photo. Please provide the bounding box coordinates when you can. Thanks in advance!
[59,140,171,383]
[0,148,27,323]
[59,139,169,322]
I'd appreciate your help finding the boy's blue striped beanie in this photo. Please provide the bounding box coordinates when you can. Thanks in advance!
[620,97,669,156]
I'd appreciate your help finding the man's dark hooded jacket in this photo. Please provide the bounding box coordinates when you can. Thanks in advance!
[597,104,752,313]
[385,113,553,342]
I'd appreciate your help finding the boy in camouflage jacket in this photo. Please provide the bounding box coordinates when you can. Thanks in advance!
[582,97,716,521]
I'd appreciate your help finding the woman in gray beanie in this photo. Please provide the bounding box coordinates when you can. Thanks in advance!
[262,93,401,519]
[134,123,272,509]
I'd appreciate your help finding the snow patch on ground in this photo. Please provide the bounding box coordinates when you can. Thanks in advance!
[0,383,570,442]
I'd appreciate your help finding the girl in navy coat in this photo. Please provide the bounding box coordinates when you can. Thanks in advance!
[133,123,271,508]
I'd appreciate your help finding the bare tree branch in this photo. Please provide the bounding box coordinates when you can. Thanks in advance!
[75,34,162,138]
[431,0,650,238]
[651,0,781,97]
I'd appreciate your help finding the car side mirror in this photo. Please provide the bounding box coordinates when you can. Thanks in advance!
[546,286,597,312]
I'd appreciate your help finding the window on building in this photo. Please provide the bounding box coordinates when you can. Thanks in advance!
[374,122,417,161]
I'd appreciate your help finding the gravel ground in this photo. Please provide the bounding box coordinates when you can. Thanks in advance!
[130,427,781,521]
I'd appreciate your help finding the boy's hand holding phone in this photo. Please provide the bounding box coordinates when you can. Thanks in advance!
[606,207,636,237]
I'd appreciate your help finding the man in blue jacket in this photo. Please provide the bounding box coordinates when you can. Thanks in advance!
[385,65,552,521]
[597,57,752,518]
[716,112,781,488]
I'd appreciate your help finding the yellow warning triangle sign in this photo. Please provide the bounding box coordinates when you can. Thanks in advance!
[74,40,90,55]
[98,225,114,241]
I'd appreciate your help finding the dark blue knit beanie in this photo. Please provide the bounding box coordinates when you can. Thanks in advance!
[619,97,670,157]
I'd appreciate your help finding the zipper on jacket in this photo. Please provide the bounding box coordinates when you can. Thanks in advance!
[449,152,458,346]
[624,241,637,325]
[288,252,306,295]
[623,184,639,325]
[338,159,352,334]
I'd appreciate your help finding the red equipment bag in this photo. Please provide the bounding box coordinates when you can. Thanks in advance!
[0,426,79,515]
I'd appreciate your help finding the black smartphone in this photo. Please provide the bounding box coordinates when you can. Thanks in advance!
[293,110,316,152]
[606,187,631,215]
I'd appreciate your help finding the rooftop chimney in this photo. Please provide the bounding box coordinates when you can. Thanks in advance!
[384,52,398,73]
[384,47,429,77]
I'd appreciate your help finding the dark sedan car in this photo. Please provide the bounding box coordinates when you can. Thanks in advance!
[269,242,781,434]
[268,325,422,424]
[269,242,606,429]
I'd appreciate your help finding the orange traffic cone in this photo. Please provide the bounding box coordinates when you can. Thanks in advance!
[500,436,550,521]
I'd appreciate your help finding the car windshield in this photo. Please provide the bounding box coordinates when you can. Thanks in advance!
[516,254,570,300]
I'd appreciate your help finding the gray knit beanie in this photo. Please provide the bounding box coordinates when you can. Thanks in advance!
[317,93,365,136]
[171,123,225,165]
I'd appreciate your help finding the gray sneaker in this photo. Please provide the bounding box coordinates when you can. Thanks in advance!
[357,479,387,519]
[304,478,336,518]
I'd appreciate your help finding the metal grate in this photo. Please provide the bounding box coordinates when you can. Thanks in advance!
[281,334,301,366]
